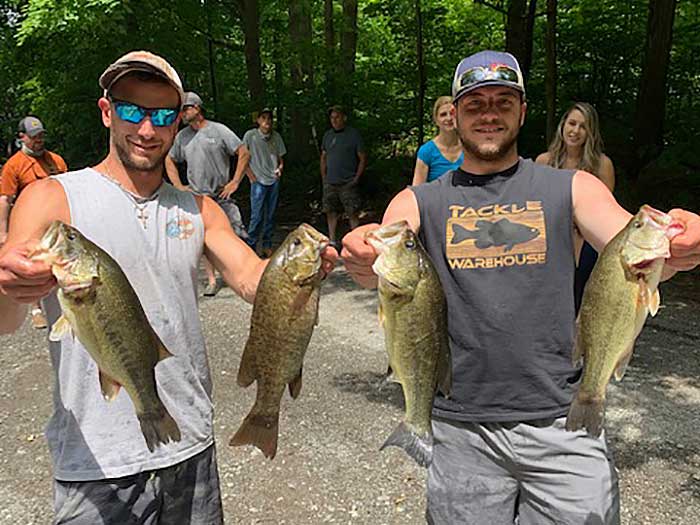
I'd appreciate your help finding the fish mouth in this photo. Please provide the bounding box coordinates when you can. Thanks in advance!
[378,275,406,295]
[365,221,409,251]
[29,221,63,262]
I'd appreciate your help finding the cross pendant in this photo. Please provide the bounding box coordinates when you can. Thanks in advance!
[136,207,149,229]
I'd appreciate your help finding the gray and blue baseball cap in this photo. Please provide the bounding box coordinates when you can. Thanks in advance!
[452,50,525,102]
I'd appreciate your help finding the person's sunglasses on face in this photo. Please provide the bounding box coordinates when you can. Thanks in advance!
[108,95,179,127]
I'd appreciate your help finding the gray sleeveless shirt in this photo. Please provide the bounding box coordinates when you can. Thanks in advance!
[44,168,213,481]
[410,159,579,422]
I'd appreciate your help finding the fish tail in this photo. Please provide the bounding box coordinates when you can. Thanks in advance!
[229,413,279,459]
[138,407,182,453]
[380,421,433,467]
[566,396,605,438]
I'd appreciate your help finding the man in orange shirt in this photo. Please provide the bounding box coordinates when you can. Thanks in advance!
[0,116,67,328]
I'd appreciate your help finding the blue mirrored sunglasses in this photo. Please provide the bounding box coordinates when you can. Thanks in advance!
[110,97,179,127]
[459,65,519,90]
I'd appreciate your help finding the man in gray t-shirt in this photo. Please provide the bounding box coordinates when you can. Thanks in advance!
[166,92,252,296]
[242,108,286,257]
[320,105,366,247]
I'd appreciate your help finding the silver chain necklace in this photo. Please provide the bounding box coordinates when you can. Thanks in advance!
[96,168,160,230]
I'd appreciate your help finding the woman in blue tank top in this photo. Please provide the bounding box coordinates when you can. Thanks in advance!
[412,96,464,185]
[536,102,616,313]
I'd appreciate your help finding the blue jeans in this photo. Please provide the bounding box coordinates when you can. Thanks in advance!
[246,180,280,250]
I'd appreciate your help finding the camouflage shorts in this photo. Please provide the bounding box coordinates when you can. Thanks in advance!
[322,181,361,215]
[53,445,223,525]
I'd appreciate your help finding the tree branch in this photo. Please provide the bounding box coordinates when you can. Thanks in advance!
[176,15,243,52]
[473,0,507,15]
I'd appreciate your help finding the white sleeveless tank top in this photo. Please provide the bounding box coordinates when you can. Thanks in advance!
[44,168,213,481]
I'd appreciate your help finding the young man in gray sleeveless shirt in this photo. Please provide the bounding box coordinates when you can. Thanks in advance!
[0,50,337,524]
[343,51,700,525]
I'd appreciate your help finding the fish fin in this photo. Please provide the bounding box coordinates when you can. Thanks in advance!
[613,346,635,381]
[380,421,433,468]
[229,413,279,459]
[566,395,605,438]
[155,336,174,362]
[572,317,584,366]
[98,371,122,402]
[475,219,492,229]
[288,367,303,399]
[237,345,256,387]
[49,315,73,342]
[137,407,181,453]
[436,344,452,397]
[385,365,399,383]
[648,288,660,317]
[290,286,313,318]
[451,223,467,244]
[378,366,399,391]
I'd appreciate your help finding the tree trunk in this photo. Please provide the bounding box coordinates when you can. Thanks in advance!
[324,0,336,103]
[205,0,219,117]
[240,0,264,114]
[416,0,426,147]
[545,0,558,145]
[505,0,537,82]
[340,0,358,114]
[631,0,678,176]
[288,0,315,163]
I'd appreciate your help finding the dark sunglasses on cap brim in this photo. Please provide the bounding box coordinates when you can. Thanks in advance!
[458,65,520,91]
[108,96,179,127]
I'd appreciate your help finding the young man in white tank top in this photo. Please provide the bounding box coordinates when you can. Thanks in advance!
[0,50,337,524]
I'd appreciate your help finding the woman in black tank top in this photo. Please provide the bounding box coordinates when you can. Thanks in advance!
[535,102,616,313]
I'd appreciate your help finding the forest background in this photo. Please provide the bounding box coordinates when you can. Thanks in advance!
[1,0,698,217]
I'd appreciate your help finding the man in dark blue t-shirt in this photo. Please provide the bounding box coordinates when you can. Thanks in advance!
[320,105,366,248]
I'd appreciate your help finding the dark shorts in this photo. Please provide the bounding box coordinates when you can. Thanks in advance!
[53,445,223,525]
[322,181,361,215]
[426,417,620,525]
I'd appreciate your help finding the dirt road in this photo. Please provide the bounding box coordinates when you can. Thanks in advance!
[1,266,698,524]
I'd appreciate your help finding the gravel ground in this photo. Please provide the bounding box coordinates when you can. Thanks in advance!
[0,259,698,524]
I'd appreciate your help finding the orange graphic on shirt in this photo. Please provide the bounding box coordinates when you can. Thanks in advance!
[445,201,547,269]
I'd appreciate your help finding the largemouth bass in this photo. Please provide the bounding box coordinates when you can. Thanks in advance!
[30,221,181,452]
[566,205,684,437]
[230,223,329,459]
[366,221,451,467]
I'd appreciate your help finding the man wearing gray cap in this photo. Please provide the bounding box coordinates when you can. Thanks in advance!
[0,115,67,329]
[0,50,337,524]
[166,91,252,296]
[342,49,700,524]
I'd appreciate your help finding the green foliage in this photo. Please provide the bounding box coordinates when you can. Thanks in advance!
[0,0,697,208]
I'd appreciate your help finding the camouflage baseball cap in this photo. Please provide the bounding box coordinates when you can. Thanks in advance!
[99,50,185,106]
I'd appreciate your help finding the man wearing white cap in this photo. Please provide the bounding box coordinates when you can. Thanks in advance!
[0,50,337,523]
[0,116,68,329]
[342,50,700,524]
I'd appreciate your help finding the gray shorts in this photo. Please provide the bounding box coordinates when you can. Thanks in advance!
[426,416,620,525]
[214,195,248,239]
[53,445,223,525]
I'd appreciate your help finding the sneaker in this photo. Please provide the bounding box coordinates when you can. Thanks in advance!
[203,282,219,297]
[31,308,47,330]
